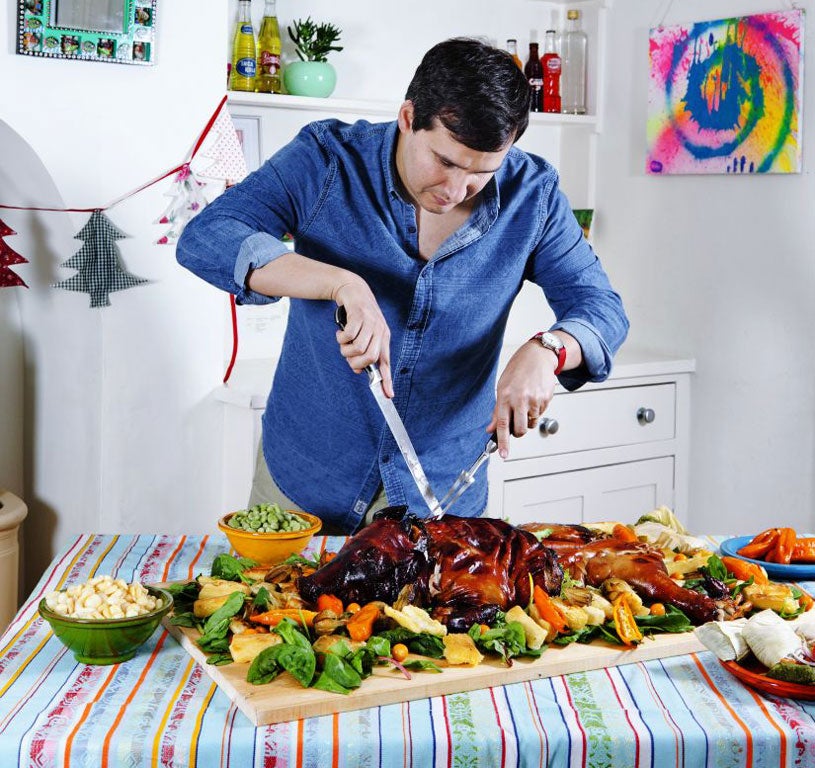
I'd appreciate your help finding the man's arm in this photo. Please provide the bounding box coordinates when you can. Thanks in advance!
[486,330,580,458]
[247,252,394,396]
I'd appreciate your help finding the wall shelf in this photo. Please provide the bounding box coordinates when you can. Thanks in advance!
[226,92,598,128]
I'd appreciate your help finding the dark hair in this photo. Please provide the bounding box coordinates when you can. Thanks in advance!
[405,38,530,151]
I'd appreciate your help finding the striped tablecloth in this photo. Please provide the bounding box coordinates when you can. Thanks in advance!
[2,533,815,768]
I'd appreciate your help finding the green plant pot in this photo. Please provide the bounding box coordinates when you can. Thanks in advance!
[284,61,336,98]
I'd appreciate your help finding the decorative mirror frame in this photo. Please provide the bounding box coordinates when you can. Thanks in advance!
[16,0,158,66]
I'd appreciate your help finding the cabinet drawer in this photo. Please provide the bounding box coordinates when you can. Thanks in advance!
[509,384,676,460]
[503,456,675,526]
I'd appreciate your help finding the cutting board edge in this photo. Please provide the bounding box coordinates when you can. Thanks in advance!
[162,618,705,727]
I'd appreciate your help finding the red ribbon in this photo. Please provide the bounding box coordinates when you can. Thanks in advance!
[0,94,229,214]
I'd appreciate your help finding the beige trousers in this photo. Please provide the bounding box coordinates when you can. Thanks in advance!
[248,443,390,535]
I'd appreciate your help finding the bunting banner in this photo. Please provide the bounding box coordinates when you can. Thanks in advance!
[0,95,236,296]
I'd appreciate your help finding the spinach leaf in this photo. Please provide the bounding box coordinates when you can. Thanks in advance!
[701,554,728,582]
[165,581,199,614]
[197,591,246,652]
[251,586,271,613]
[247,645,282,685]
[375,628,444,658]
[635,605,692,634]
[273,617,312,649]
[272,643,316,688]
[402,659,442,673]
[313,671,353,695]
[322,651,363,690]
[553,624,602,646]
[169,611,201,629]
[206,652,234,666]
[282,552,322,569]
[470,620,536,663]
[210,554,257,582]
[366,635,391,658]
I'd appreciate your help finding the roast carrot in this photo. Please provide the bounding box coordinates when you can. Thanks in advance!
[791,539,815,564]
[737,528,780,560]
[316,594,344,615]
[345,602,380,642]
[250,608,316,628]
[612,523,639,543]
[721,555,769,585]
[767,527,796,564]
[532,585,567,634]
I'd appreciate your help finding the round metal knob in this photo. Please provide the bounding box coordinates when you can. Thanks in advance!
[539,418,559,436]
[637,407,655,425]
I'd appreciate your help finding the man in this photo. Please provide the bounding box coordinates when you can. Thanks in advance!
[177,38,628,534]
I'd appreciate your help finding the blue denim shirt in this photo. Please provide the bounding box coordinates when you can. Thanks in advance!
[177,119,628,530]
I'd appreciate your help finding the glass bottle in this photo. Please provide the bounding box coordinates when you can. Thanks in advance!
[541,29,562,114]
[256,0,282,94]
[506,38,523,71]
[560,9,588,114]
[230,0,256,93]
[524,42,543,113]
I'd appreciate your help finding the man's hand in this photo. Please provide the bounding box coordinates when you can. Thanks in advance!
[487,331,578,458]
[334,279,393,397]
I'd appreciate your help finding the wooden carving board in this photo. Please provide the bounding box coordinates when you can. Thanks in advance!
[162,619,704,726]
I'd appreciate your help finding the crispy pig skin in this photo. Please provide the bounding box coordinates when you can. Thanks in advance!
[297,508,563,630]
[521,523,735,624]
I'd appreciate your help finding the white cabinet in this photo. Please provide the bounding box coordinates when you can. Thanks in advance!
[487,352,694,525]
[215,352,694,522]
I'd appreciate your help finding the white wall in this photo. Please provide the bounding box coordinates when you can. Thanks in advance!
[3,0,812,595]
[595,0,815,534]
[1,1,228,590]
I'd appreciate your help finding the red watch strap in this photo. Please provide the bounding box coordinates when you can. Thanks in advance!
[532,332,566,375]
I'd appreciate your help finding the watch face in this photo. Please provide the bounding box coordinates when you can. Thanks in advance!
[540,332,562,350]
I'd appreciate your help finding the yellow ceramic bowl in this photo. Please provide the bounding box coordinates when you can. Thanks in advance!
[217,511,322,565]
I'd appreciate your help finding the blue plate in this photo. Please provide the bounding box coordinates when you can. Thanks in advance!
[719,536,815,581]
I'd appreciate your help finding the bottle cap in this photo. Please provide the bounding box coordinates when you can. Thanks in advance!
[567,10,580,19]
[507,38,517,43]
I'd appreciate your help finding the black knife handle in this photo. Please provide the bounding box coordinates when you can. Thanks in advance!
[334,305,378,376]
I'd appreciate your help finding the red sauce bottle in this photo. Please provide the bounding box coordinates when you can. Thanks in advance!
[541,29,562,114]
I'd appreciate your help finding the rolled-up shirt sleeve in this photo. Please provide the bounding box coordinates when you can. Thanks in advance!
[530,176,629,391]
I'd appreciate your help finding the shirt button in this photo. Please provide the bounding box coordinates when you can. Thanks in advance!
[407,226,416,233]
[382,455,390,464]
[400,367,409,375]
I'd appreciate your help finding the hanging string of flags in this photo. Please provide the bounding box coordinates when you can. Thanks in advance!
[0,95,249,304]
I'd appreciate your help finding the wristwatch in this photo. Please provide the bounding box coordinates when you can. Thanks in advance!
[532,331,566,375]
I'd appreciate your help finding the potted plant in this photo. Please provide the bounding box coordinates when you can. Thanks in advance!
[284,17,343,98]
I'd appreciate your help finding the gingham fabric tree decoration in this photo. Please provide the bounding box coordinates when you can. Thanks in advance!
[0,218,28,288]
[54,210,147,307]
[155,164,208,245]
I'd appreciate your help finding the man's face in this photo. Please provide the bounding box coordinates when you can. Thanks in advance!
[395,102,512,215]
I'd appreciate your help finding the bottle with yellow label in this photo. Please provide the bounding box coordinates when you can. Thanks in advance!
[230,0,257,92]
[256,0,282,93]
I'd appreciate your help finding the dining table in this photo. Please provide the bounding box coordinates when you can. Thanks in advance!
[2,532,815,767]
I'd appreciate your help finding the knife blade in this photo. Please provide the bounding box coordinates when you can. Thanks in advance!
[335,306,443,517]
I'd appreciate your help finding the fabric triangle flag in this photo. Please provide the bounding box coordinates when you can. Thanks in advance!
[195,109,250,184]
[54,210,147,307]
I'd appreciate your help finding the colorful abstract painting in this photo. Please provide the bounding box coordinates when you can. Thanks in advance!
[647,10,804,175]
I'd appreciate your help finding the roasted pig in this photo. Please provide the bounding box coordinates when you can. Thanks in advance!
[298,508,563,631]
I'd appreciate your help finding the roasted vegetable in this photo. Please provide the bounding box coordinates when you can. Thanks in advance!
[345,602,382,642]
[766,660,815,685]
[742,583,798,614]
[229,632,282,664]
[505,605,548,650]
[533,585,568,634]
[612,597,643,646]
[721,556,768,585]
[443,633,484,666]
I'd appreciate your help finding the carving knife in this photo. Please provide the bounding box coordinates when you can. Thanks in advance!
[335,306,443,517]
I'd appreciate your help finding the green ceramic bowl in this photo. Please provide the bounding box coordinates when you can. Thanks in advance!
[39,586,173,665]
